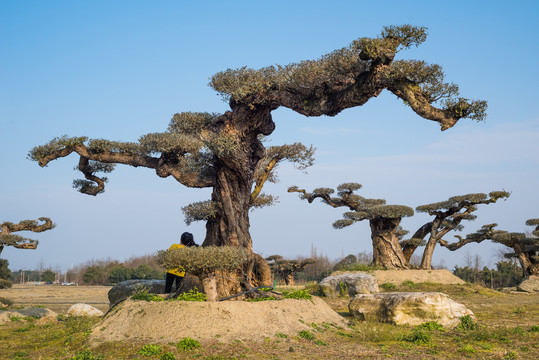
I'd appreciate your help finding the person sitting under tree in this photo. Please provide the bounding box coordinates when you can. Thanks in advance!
[165,232,198,293]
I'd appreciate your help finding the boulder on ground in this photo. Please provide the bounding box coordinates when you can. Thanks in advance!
[349,292,474,328]
[0,307,58,324]
[108,279,166,306]
[516,275,539,293]
[68,303,104,317]
[173,274,204,298]
[320,273,379,297]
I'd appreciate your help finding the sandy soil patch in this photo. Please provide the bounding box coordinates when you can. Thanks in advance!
[331,269,465,285]
[91,297,348,344]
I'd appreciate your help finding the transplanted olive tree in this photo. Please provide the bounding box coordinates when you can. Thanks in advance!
[29,25,485,289]
[265,255,316,285]
[289,183,414,269]
[439,219,539,276]
[289,184,509,269]
[0,217,55,256]
[407,191,510,269]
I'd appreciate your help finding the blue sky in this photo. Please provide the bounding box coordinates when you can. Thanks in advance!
[1,0,538,272]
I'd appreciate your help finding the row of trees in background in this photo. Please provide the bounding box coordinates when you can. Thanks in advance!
[2,255,166,287]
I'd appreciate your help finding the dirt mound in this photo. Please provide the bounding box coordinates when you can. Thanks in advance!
[91,297,348,344]
[331,269,465,285]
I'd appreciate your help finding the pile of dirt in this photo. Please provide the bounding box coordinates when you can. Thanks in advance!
[331,269,465,285]
[91,297,348,344]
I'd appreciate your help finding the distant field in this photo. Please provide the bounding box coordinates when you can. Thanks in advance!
[0,284,111,313]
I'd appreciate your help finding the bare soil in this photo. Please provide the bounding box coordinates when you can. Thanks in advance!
[92,297,348,344]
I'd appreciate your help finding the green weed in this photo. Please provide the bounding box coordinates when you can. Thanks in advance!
[70,350,105,360]
[314,339,328,346]
[138,344,162,356]
[459,344,476,354]
[298,330,315,340]
[174,288,207,302]
[160,352,176,360]
[401,328,430,344]
[131,287,164,302]
[282,289,312,301]
[177,337,201,351]
[419,321,443,331]
[380,283,396,291]
[275,332,288,338]
[458,315,478,331]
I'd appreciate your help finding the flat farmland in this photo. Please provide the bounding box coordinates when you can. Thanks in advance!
[0,284,111,313]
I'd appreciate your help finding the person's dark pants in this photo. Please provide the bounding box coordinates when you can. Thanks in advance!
[165,272,184,293]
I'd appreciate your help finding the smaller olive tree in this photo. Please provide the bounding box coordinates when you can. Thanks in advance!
[443,219,539,276]
[157,246,251,300]
[289,183,414,269]
[265,255,315,285]
[0,217,55,256]
[410,191,510,269]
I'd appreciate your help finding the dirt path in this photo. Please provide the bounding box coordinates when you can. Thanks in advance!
[0,284,111,314]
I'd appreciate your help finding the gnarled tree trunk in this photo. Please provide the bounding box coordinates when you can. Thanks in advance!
[369,217,409,269]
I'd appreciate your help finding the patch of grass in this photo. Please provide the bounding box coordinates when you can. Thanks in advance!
[70,350,105,360]
[138,344,162,356]
[336,331,353,338]
[418,321,443,331]
[282,289,312,301]
[160,352,176,360]
[131,287,164,302]
[401,280,417,288]
[400,327,431,344]
[298,330,315,341]
[457,315,478,331]
[174,288,207,302]
[275,332,288,338]
[302,282,323,296]
[314,339,328,346]
[380,283,396,291]
[459,344,476,354]
[530,325,539,332]
[177,337,201,351]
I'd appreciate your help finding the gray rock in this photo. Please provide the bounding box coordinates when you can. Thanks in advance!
[67,303,104,317]
[173,274,204,297]
[108,279,166,306]
[349,292,474,328]
[516,275,539,293]
[0,307,58,324]
[319,273,379,297]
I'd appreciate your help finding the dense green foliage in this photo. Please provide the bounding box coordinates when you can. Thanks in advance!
[156,246,247,276]
[453,260,524,288]
[41,269,56,283]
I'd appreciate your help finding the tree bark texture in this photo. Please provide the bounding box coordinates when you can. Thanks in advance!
[369,217,409,269]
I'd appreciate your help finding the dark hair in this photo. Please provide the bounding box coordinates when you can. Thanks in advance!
[180,232,197,246]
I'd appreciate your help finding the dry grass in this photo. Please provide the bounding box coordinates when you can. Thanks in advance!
[0,282,537,359]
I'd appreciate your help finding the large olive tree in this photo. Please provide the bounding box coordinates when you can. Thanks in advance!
[30,25,485,287]
[439,219,539,276]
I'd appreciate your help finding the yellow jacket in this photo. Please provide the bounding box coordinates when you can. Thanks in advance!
[166,243,185,277]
